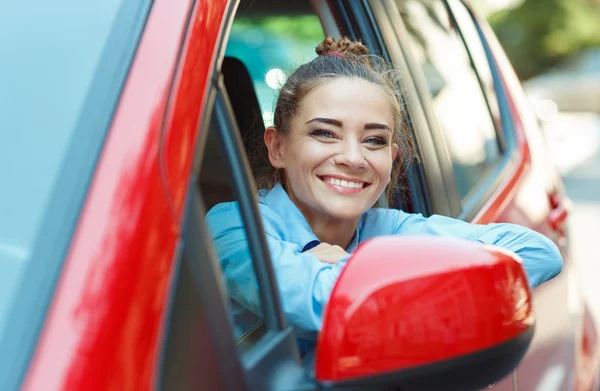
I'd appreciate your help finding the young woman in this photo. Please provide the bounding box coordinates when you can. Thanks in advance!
[207,37,562,337]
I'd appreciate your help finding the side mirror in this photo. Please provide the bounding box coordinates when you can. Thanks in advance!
[315,236,534,390]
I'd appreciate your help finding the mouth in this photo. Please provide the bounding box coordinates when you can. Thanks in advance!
[318,175,371,193]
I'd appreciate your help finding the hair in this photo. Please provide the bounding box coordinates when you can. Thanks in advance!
[252,36,416,205]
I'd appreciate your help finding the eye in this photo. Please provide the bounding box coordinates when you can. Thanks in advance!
[310,129,337,140]
[364,137,388,146]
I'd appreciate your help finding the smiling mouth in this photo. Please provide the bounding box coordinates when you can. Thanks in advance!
[318,176,371,190]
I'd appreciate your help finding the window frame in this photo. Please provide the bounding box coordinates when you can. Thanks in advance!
[442,0,508,154]
[445,0,522,221]
[368,0,459,217]
[370,0,521,220]
[400,0,508,209]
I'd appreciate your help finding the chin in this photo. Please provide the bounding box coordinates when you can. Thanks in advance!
[322,204,368,221]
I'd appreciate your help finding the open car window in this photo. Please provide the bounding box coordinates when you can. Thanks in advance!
[225,14,324,127]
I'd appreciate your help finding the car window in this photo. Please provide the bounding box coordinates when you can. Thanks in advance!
[225,14,324,126]
[396,0,502,201]
[447,0,503,138]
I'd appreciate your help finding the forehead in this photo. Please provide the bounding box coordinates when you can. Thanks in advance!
[296,77,395,125]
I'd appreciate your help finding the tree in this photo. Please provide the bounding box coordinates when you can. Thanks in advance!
[488,0,600,80]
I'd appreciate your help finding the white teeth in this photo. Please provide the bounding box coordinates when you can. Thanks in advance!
[323,177,365,189]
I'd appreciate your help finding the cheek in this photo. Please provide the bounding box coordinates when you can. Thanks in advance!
[367,151,394,182]
[287,140,332,170]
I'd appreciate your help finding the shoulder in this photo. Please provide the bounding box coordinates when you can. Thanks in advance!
[206,201,239,223]
[361,208,426,236]
[206,200,288,239]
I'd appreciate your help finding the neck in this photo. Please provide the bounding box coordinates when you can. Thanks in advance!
[307,215,359,249]
[283,184,360,249]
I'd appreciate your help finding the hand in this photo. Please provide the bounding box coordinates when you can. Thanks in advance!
[307,243,348,265]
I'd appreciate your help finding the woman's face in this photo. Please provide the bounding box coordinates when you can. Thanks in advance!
[266,77,399,224]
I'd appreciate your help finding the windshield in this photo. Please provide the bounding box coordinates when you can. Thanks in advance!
[0,0,150,383]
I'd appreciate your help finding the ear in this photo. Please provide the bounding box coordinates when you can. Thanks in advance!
[391,143,399,161]
[264,126,286,169]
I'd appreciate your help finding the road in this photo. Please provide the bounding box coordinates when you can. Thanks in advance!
[545,113,600,322]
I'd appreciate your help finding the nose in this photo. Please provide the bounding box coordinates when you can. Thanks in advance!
[333,139,366,170]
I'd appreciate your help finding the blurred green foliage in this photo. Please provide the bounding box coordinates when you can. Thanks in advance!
[488,0,600,80]
[232,15,324,45]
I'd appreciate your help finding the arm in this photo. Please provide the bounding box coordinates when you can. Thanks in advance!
[206,202,347,333]
[394,212,563,288]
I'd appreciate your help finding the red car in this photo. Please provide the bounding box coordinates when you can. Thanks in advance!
[1,0,598,390]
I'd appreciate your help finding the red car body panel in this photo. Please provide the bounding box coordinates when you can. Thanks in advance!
[22,0,228,389]
[316,237,534,382]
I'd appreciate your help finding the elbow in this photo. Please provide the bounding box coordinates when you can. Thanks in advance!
[520,230,563,288]
[542,234,563,282]
[550,241,563,278]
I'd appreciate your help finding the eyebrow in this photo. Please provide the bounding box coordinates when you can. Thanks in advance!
[306,117,391,132]
[305,117,342,127]
[365,123,392,132]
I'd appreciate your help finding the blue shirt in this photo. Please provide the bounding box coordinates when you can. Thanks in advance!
[206,183,562,335]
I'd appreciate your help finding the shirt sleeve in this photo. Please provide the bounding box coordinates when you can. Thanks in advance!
[392,212,563,288]
[206,202,347,333]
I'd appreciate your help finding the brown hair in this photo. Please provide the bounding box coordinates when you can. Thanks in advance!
[253,36,416,205]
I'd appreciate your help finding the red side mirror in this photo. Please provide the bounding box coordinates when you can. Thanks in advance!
[315,236,534,390]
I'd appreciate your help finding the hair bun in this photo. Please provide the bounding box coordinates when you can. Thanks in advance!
[316,36,369,57]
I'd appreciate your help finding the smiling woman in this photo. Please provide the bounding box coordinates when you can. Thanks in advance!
[206,36,563,355]
[263,76,400,247]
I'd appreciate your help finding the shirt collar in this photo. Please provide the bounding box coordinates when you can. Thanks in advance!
[259,183,364,252]
[259,184,320,249]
